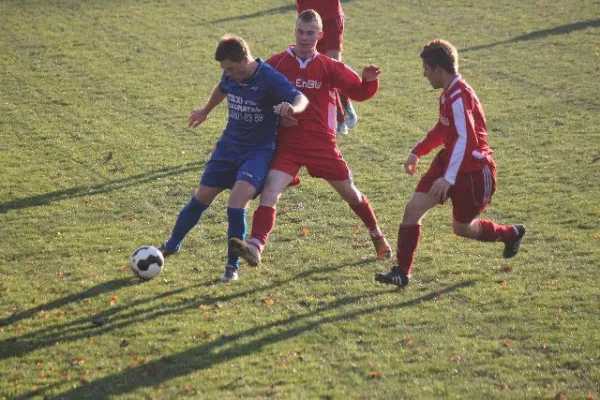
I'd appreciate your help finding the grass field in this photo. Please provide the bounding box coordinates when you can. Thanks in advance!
[1,0,599,398]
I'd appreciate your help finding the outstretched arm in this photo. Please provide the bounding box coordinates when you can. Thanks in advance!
[188,85,227,128]
[335,63,381,102]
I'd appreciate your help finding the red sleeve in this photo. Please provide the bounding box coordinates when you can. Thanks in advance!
[331,61,379,101]
[411,122,445,157]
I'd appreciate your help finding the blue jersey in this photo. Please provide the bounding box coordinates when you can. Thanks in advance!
[217,59,301,152]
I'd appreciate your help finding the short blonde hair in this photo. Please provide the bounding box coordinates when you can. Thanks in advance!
[298,9,323,31]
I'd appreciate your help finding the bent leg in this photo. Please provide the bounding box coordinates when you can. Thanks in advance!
[328,178,378,230]
[164,185,222,252]
[328,178,391,259]
[250,169,295,250]
[229,170,294,266]
[225,180,257,270]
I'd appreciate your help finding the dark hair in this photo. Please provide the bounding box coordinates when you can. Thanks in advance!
[420,39,458,74]
[298,9,323,31]
[215,35,252,62]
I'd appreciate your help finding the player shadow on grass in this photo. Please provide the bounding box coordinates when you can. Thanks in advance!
[211,0,354,23]
[462,18,600,52]
[0,161,204,214]
[0,285,189,361]
[23,280,475,400]
[0,278,134,329]
[0,259,370,361]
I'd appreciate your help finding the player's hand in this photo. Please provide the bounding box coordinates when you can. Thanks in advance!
[404,154,420,175]
[428,177,452,202]
[279,115,299,127]
[273,102,294,118]
[188,108,209,128]
[362,64,381,81]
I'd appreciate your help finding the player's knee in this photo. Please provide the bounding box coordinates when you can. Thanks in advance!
[341,187,361,205]
[260,186,282,207]
[452,221,476,238]
[402,201,423,224]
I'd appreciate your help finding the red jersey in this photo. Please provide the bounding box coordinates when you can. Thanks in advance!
[267,46,378,150]
[411,75,493,185]
[296,0,343,21]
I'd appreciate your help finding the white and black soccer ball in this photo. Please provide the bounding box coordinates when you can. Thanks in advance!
[129,245,164,280]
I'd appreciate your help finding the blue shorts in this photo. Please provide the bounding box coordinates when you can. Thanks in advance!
[200,144,274,192]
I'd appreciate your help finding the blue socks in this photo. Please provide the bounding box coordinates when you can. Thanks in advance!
[227,207,247,270]
[166,195,209,251]
[165,197,247,271]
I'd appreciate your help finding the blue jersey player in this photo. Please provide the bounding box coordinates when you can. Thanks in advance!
[159,35,308,282]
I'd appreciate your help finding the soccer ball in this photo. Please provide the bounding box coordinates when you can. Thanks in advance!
[129,245,164,280]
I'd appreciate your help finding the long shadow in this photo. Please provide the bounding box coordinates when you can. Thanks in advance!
[0,259,372,360]
[0,161,204,214]
[0,278,134,328]
[0,286,188,360]
[25,280,475,399]
[462,19,600,52]
[211,0,354,23]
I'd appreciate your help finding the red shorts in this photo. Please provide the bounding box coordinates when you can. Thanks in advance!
[317,16,344,53]
[416,151,497,223]
[270,145,350,182]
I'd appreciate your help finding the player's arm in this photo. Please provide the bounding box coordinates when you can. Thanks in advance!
[334,62,380,101]
[188,85,227,128]
[411,121,445,158]
[267,64,309,124]
[274,92,309,119]
[442,97,477,185]
[403,122,444,176]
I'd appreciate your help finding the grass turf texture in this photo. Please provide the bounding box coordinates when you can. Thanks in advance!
[1,0,599,398]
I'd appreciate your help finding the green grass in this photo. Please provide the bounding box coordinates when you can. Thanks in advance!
[1,0,599,398]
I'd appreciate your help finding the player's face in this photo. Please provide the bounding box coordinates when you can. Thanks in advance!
[220,59,249,82]
[423,61,443,89]
[295,19,320,56]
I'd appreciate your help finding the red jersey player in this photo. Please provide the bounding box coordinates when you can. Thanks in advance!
[375,39,525,288]
[230,9,392,266]
[296,0,357,135]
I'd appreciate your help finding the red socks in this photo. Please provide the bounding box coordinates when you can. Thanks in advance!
[349,195,378,232]
[250,205,277,252]
[397,225,421,276]
[477,220,517,243]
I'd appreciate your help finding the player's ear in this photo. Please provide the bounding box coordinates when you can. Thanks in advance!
[317,31,324,40]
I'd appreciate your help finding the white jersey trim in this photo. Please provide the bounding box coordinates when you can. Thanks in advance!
[286,46,318,69]
[445,97,467,185]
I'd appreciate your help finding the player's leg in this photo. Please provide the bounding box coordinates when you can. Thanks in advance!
[160,185,223,257]
[453,219,525,258]
[374,191,438,287]
[298,145,390,258]
[229,148,300,267]
[450,163,525,258]
[221,150,275,278]
[326,173,392,260]
[229,169,295,266]
[160,154,237,257]
[375,154,448,287]
[221,179,257,282]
